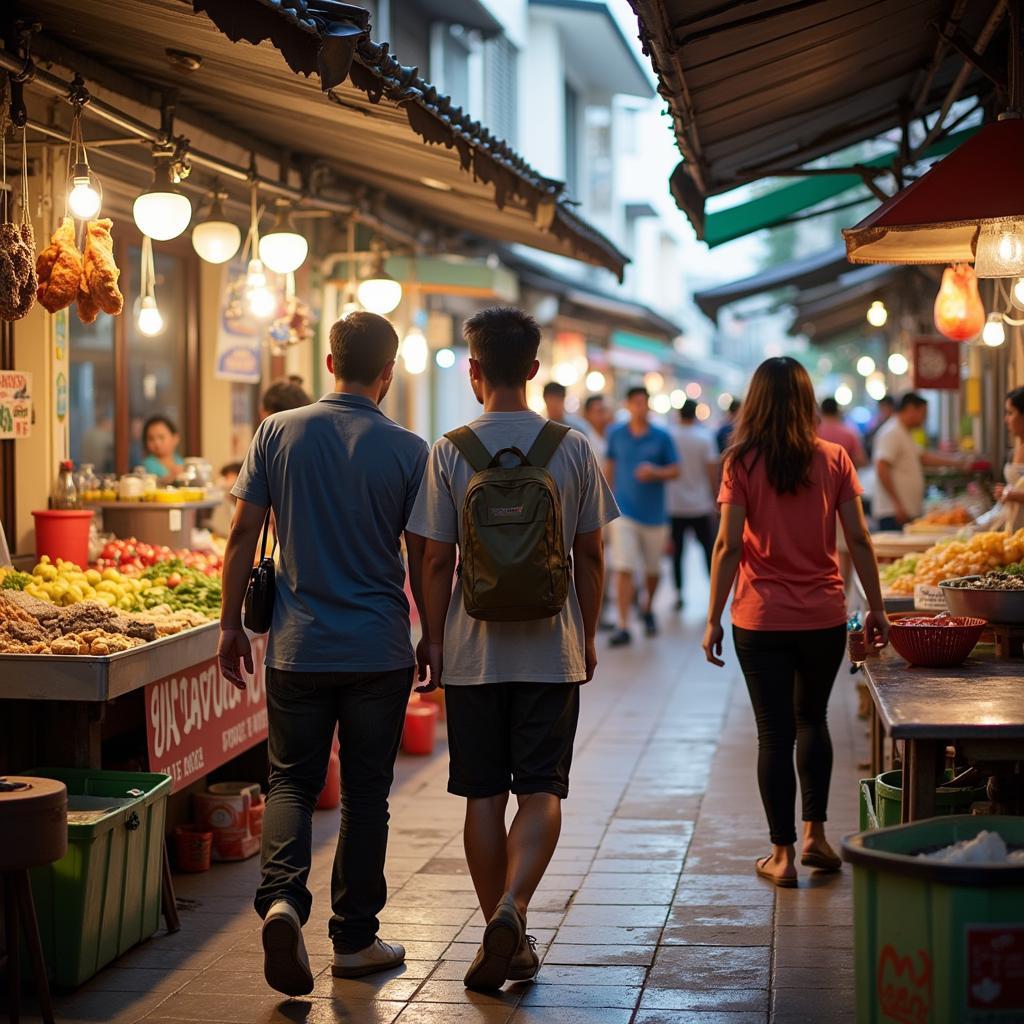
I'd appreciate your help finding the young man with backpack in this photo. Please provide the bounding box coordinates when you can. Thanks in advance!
[407,306,618,991]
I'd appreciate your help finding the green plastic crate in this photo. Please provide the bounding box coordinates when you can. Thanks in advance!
[24,767,172,988]
[874,769,988,827]
[844,815,1024,1024]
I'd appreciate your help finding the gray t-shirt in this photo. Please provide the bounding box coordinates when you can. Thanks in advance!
[406,411,620,685]
[233,393,429,673]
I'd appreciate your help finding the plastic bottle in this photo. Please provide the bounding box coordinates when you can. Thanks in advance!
[51,461,80,510]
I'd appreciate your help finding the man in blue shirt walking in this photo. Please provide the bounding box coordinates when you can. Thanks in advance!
[605,386,679,646]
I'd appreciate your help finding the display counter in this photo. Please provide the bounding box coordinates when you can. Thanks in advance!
[85,500,221,549]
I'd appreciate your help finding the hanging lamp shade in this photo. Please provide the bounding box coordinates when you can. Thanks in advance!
[843,117,1024,267]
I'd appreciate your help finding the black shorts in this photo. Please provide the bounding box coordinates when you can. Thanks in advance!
[445,682,581,800]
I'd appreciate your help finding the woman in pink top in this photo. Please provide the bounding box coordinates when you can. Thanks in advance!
[703,358,888,887]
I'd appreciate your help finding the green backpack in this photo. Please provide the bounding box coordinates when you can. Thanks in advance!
[445,420,571,622]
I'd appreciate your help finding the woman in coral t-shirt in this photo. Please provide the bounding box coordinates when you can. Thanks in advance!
[703,357,888,887]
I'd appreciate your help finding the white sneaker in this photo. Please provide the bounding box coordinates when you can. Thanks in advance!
[332,938,406,979]
[262,900,314,996]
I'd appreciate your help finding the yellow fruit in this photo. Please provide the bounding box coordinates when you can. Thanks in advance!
[101,568,121,582]
[95,591,117,607]
[96,580,120,595]
[85,569,102,586]
[67,584,84,602]
[38,555,50,565]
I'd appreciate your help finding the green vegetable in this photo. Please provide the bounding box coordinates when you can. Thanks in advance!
[0,572,32,591]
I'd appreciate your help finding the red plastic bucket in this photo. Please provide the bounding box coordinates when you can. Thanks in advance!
[32,509,94,568]
[402,697,439,756]
[174,824,213,873]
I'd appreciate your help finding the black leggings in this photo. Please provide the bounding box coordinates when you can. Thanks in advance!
[670,515,715,593]
[732,624,847,846]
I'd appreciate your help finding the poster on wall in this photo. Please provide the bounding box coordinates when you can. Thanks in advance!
[913,338,961,391]
[0,370,32,439]
[144,633,269,793]
[215,265,263,384]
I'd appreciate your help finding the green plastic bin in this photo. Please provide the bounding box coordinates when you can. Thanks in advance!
[875,769,988,827]
[24,767,172,988]
[844,815,1024,1024]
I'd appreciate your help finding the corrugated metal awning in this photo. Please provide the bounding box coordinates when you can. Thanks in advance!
[21,0,627,276]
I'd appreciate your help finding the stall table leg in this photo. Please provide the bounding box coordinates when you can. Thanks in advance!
[901,739,944,822]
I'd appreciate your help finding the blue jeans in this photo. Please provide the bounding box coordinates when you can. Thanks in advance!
[255,666,412,952]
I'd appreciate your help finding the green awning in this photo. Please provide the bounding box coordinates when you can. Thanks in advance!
[610,330,670,355]
[703,128,976,248]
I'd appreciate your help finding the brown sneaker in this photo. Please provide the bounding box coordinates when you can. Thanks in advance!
[507,933,539,982]
[464,895,524,991]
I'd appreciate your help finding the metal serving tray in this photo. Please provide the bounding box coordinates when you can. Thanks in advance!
[0,623,218,702]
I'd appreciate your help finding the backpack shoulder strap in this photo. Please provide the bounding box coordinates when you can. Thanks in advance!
[444,426,492,473]
[526,421,571,468]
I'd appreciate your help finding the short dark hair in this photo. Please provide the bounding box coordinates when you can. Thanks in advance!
[1008,386,1024,415]
[543,382,567,399]
[220,461,243,477]
[820,397,839,416]
[584,394,606,412]
[464,307,541,387]
[898,391,928,411]
[680,399,698,420]
[879,395,896,409]
[729,398,742,415]
[261,379,312,415]
[143,415,178,440]
[626,386,648,401]
[329,312,400,385]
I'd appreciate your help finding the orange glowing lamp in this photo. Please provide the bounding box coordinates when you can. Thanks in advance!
[933,263,985,342]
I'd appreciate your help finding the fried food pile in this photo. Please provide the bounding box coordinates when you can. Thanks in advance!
[0,591,161,655]
[36,216,123,323]
[0,221,37,321]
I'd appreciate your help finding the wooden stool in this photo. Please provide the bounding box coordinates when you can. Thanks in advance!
[0,777,67,1024]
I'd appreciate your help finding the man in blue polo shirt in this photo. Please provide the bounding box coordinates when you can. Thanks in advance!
[605,386,679,646]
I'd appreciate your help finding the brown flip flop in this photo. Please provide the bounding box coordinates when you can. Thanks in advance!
[801,850,842,872]
[756,855,798,888]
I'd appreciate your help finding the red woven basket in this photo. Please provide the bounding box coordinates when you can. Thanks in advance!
[888,615,987,668]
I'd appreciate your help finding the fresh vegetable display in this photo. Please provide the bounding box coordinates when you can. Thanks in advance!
[945,567,1024,591]
[95,537,221,577]
[881,556,918,586]
[887,530,1024,594]
[139,560,221,616]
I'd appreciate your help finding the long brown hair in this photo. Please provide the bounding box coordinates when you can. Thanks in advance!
[727,357,818,495]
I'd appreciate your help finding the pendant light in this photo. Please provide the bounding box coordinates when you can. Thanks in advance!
[243,182,277,319]
[135,236,164,336]
[357,241,403,315]
[866,300,888,327]
[134,149,192,241]
[66,103,102,220]
[933,264,985,341]
[983,312,1007,347]
[259,198,308,275]
[845,10,1024,270]
[192,189,241,264]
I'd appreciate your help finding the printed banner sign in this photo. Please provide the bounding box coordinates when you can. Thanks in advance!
[968,925,1024,1014]
[913,338,961,391]
[145,634,268,793]
[215,265,263,383]
[0,370,32,439]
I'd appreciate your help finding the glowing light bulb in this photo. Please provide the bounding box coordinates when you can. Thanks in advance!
[974,219,1024,278]
[585,371,606,392]
[259,203,308,274]
[435,348,456,369]
[644,372,665,394]
[357,271,403,315]
[834,384,853,407]
[866,374,887,401]
[133,190,192,241]
[401,327,428,375]
[933,263,985,341]
[68,165,101,220]
[717,392,733,410]
[856,356,876,377]
[866,300,888,328]
[553,361,580,387]
[982,313,1006,347]
[245,258,276,319]
[685,381,702,399]
[651,394,672,415]
[888,353,909,375]
[670,389,685,408]
[192,195,241,264]
[1013,277,1024,310]
[136,295,164,336]
[696,403,711,421]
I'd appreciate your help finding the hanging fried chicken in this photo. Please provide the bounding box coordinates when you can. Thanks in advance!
[0,220,36,321]
[79,218,123,319]
[36,216,82,313]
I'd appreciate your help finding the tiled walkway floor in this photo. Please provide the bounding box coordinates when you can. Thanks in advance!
[12,568,864,1024]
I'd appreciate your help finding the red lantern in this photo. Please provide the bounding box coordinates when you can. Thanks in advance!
[933,263,984,342]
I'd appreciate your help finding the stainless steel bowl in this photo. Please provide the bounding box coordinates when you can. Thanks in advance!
[940,577,1024,624]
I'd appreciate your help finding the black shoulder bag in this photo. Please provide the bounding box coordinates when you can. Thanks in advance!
[243,512,276,634]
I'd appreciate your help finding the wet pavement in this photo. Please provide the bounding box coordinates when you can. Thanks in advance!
[7,561,863,1023]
